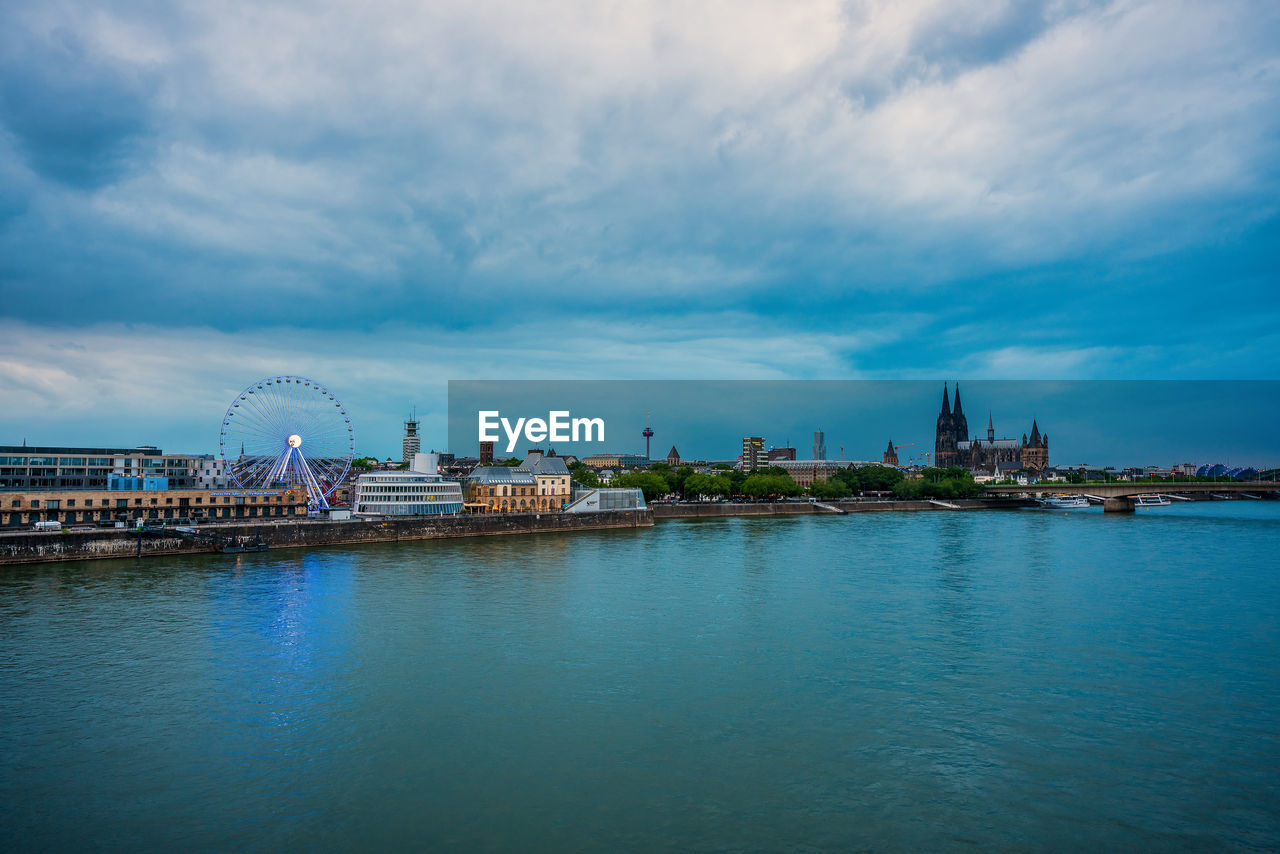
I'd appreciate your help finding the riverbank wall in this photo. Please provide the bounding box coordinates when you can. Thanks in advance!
[0,510,653,566]
[650,498,1035,519]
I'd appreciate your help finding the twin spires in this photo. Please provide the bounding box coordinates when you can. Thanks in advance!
[940,382,951,416]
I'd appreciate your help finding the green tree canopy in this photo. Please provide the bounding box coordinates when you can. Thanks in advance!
[611,471,671,501]
[807,478,851,499]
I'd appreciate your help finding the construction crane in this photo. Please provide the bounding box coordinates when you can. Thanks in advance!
[895,443,916,451]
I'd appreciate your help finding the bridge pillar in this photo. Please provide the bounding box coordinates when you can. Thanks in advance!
[1103,496,1135,513]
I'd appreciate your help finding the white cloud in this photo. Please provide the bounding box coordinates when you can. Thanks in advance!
[5,0,1272,305]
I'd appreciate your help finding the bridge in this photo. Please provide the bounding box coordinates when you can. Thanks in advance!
[984,481,1280,512]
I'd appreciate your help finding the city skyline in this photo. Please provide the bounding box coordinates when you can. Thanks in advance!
[447,380,1280,470]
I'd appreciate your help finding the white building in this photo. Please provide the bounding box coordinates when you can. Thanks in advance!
[352,453,463,516]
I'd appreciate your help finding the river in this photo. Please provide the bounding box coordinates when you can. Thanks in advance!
[3,502,1278,851]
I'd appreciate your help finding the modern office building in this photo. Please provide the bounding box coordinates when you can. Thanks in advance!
[741,437,765,472]
[813,430,826,460]
[579,453,650,469]
[352,453,463,516]
[0,445,224,491]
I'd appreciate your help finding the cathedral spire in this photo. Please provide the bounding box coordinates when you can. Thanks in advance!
[1029,419,1041,446]
[940,382,951,416]
[953,384,964,416]
[987,411,994,442]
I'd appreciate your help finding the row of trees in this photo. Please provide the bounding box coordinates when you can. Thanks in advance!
[569,461,984,502]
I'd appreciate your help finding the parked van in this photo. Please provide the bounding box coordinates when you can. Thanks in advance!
[33,521,62,532]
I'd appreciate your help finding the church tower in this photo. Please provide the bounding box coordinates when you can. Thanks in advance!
[883,440,899,467]
[952,384,970,445]
[1022,420,1049,471]
[935,383,959,467]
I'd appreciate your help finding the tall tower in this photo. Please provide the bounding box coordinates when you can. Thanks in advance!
[987,411,995,442]
[642,412,654,461]
[742,437,764,472]
[813,429,826,460]
[402,410,420,466]
[952,383,969,444]
[935,383,958,467]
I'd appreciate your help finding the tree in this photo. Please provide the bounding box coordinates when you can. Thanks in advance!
[570,462,600,488]
[684,473,731,499]
[612,471,670,501]
[742,471,801,498]
[808,478,851,499]
[671,465,696,496]
[855,466,905,492]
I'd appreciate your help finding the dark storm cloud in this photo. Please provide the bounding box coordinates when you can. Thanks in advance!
[0,0,1277,405]
[0,24,156,188]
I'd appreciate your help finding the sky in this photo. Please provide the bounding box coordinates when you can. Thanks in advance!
[1,0,1278,459]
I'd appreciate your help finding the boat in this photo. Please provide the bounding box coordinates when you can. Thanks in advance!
[1134,494,1171,507]
[1036,495,1091,509]
[219,536,269,554]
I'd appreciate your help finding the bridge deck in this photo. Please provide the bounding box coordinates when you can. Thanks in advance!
[985,481,1280,497]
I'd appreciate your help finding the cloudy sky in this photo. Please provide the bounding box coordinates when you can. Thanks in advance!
[1,0,1277,457]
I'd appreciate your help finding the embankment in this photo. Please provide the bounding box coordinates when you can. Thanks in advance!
[651,498,1034,519]
[0,510,652,566]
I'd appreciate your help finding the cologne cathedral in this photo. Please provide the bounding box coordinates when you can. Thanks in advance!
[934,383,1048,471]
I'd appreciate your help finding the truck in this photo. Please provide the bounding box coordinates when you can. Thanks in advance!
[33,521,62,532]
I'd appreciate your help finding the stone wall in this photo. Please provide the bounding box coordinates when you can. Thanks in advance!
[0,510,652,566]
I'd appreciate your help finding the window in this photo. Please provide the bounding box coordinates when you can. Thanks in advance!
[67,499,76,507]
[85,499,93,506]
[31,500,39,508]
[10,500,17,508]
[165,498,173,504]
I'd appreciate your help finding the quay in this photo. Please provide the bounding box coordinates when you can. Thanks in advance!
[0,510,652,566]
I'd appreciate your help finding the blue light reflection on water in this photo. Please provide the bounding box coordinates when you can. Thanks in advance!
[1,502,1278,851]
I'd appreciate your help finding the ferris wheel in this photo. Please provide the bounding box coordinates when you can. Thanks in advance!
[219,376,355,509]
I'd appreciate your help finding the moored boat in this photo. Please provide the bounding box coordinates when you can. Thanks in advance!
[1036,495,1091,509]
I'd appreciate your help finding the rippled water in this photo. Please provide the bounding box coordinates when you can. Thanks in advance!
[3,502,1279,851]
